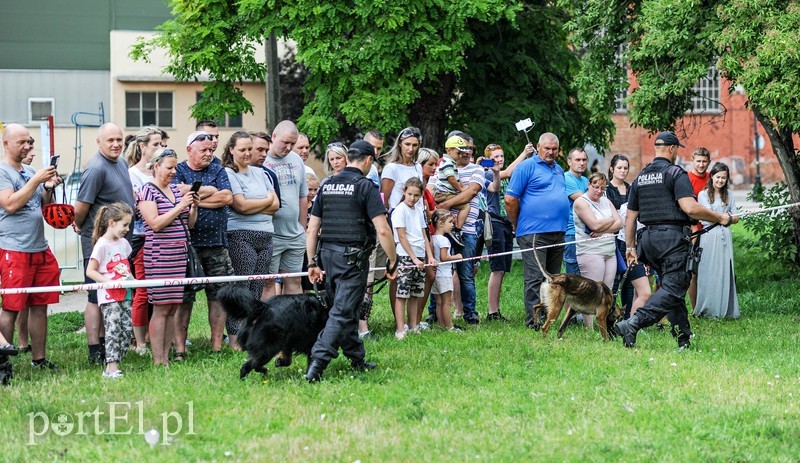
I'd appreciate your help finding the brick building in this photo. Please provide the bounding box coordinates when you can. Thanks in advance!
[606,67,789,189]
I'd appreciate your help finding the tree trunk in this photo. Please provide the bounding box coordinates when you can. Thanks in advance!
[755,109,800,265]
[408,74,456,152]
[265,33,281,131]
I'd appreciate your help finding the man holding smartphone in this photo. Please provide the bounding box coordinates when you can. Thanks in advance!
[173,131,234,354]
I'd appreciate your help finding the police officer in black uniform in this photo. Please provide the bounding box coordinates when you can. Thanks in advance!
[614,131,734,349]
[305,140,397,382]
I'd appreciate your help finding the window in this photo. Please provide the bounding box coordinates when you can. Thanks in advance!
[614,46,628,113]
[126,92,173,128]
[28,98,55,125]
[195,92,243,128]
[691,65,721,112]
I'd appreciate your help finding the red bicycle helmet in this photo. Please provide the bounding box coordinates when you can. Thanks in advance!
[42,203,76,229]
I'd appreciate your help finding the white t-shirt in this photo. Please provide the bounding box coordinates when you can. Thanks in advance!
[431,234,453,277]
[129,166,154,236]
[89,236,133,304]
[382,163,422,209]
[392,202,426,258]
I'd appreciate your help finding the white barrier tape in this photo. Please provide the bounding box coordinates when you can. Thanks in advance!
[0,270,311,296]
[5,201,797,296]
[365,234,616,272]
[737,202,800,218]
[0,234,613,295]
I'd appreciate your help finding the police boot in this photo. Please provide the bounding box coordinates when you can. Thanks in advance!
[351,359,377,372]
[0,359,13,387]
[676,324,692,350]
[305,358,329,383]
[613,316,642,348]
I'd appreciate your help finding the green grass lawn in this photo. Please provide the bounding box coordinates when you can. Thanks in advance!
[2,228,799,462]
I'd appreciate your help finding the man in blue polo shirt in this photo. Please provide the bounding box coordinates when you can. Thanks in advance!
[173,130,234,354]
[505,132,569,329]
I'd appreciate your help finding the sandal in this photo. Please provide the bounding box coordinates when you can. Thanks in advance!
[173,352,187,362]
[19,345,31,354]
[0,344,19,356]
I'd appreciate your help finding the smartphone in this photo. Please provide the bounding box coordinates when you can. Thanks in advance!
[479,159,495,168]
[190,180,202,193]
[49,155,60,168]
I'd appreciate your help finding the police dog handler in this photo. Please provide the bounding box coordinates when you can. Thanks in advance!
[614,131,734,349]
[305,141,398,382]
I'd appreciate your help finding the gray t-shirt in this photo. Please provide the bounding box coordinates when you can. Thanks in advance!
[225,167,275,233]
[76,152,135,258]
[0,162,48,252]
[263,151,308,240]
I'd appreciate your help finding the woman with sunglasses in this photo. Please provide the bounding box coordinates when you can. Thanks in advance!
[380,127,423,210]
[222,131,279,349]
[139,149,199,366]
[380,127,424,313]
[319,143,349,187]
[125,126,163,354]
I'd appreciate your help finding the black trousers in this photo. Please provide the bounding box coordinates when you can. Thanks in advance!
[310,244,369,363]
[633,225,692,344]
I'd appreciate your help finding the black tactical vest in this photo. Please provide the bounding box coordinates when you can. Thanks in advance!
[634,159,691,226]
[318,173,374,246]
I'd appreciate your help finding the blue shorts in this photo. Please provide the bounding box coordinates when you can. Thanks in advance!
[488,219,513,272]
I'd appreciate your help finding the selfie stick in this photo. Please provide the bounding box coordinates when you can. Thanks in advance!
[515,118,535,144]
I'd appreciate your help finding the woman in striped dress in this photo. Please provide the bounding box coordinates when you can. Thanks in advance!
[138,149,199,366]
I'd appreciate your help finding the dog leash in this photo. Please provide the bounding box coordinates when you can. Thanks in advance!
[312,280,329,311]
[612,267,631,301]
[364,259,399,296]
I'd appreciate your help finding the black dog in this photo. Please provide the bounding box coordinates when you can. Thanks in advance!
[217,284,330,379]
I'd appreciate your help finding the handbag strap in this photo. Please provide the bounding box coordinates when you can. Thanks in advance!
[146,181,193,245]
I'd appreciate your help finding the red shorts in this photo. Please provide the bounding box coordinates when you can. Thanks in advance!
[0,248,60,311]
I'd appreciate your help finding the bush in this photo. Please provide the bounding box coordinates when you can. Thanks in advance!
[743,183,798,266]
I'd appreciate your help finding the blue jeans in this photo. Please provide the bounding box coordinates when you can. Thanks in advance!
[456,232,479,321]
[564,233,580,275]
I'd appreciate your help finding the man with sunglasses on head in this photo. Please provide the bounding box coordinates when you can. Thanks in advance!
[0,124,64,383]
[74,122,135,366]
[262,120,308,298]
[173,130,234,354]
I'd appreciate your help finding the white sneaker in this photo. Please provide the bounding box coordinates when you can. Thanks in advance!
[102,370,124,379]
[403,324,409,333]
[418,322,431,331]
[394,331,406,340]
[184,339,192,347]
[133,345,149,356]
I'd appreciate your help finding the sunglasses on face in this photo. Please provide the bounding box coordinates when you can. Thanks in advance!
[399,128,422,140]
[190,134,214,144]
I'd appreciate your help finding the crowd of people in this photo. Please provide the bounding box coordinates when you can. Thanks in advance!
[0,120,743,384]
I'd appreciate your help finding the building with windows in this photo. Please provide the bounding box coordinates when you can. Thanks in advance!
[608,65,785,188]
[0,1,274,281]
[0,1,269,180]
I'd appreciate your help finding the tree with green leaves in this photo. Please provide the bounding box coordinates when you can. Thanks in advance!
[130,1,612,157]
[562,0,800,264]
[131,0,518,150]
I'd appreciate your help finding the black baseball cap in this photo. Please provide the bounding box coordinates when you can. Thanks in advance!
[654,131,685,148]
[348,140,376,159]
